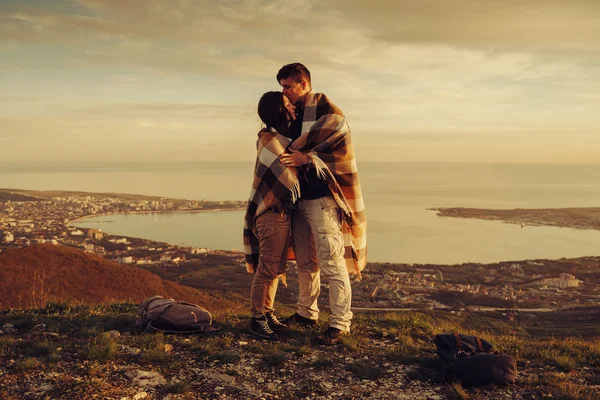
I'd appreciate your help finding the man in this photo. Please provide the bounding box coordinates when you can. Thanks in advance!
[278,63,367,345]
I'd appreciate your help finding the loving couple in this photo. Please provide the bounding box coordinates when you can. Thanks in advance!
[243,63,367,345]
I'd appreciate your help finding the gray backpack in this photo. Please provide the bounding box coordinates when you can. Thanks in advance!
[135,296,217,334]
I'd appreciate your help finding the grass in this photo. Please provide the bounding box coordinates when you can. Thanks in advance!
[283,344,312,357]
[0,335,16,355]
[15,357,41,371]
[522,374,600,400]
[141,347,171,364]
[241,342,266,354]
[384,334,424,364]
[262,351,287,366]
[162,381,191,395]
[42,301,74,315]
[309,356,335,369]
[552,354,578,371]
[212,350,240,364]
[2,302,600,399]
[131,332,165,350]
[128,332,173,364]
[87,335,118,361]
[26,338,61,362]
[345,362,383,380]
[182,335,235,357]
[339,335,361,351]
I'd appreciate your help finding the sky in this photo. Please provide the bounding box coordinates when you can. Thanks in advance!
[1,0,599,163]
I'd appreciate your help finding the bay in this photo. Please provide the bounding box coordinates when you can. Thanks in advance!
[2,161,600,264]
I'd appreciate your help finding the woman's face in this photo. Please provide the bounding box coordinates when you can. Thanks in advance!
[283,95,296,121]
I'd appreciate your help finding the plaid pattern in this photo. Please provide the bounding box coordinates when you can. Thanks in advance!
[291,92,367,276]
[243,129,299,273]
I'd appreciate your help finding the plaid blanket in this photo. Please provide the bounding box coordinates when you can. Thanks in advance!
[290,92,367,276]
[243,129,299,273]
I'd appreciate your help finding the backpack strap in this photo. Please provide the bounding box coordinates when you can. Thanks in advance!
[475,336,484,352]
[453,333,462,351]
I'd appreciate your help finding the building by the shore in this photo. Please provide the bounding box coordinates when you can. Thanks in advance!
[542,273,583,289]
[1,231,14,243]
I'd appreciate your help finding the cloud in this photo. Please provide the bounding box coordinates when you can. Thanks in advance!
[74,102,256,122]
[0,1,599,163]
[327,0,600,50]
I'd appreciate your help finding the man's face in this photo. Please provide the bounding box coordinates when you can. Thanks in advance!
[279,77,309,106]
[283,95,296,121]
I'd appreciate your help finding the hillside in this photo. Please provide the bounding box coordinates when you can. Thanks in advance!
[0,191,41,202]
[0,245,241,312]
[0,247,599,398]
[1,304,599,399]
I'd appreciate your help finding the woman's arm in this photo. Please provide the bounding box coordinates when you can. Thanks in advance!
[280,148,311,167]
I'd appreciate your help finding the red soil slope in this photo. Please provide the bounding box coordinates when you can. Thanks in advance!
[0,244,239,311]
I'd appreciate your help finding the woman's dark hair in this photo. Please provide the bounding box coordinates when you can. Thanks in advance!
[257,91,290,135]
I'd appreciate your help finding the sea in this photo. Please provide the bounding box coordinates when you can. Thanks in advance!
[2,161,600,265]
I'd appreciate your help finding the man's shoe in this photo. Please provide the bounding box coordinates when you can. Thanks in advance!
[249,316,279,341]
[265,313,287,332]
[317,327,347,346]
[281,313,317,327]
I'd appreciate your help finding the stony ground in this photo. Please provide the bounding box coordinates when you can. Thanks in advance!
[1,304,599,400]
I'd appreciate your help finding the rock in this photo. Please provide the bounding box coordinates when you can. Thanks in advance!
[239,341,248,346]
[125,370,167,388]
[42,332,59,337]
[103,330,121,339]
[31,324,47,332]
[121,346,142,355]
[2,323,16,334]
[164,344,173,353]
[322,382,333,389]
[0,329,4,335]
[257,377,265,383]
[201,371,236,385]
[27,384,55,395]
[133,392,148,400]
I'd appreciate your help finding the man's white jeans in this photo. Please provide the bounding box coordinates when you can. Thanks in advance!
[292,196,353,331]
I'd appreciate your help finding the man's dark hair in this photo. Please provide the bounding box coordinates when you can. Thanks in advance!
[276,63,311,86]
[257,91,290,135]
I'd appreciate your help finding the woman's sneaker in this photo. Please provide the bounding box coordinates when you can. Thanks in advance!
[265,313,288,331]
[249,316,279,341]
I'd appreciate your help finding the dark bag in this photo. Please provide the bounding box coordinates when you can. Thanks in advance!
[441,353,517,387]
[135,295,217,334]
[435,333,495,364]
[435,332,517,387]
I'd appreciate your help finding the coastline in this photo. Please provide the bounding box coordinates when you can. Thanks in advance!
[69,204,600,263]
[431,207,600,232]
[6,185,600,262]
[68,207,246,224]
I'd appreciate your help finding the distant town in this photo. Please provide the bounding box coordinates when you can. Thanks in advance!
[2,188,599,313]
[0,188,245,268]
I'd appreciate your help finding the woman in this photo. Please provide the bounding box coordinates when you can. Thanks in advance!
[243,91,299,341]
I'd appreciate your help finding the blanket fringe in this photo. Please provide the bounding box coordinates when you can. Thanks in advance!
[290,181,300,204]
[278,273,288,288]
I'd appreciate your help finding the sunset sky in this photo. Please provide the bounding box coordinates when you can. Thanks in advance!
[1,0,599,163]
